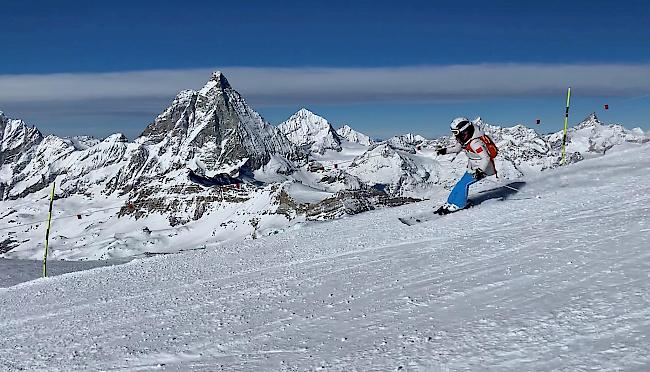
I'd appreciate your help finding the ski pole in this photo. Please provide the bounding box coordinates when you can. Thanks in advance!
[500,184,520,193]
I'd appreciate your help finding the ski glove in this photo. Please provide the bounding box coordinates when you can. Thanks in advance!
[473,169,486,180]
[436,147,447,155]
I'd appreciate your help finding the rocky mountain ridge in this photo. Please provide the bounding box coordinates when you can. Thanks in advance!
[0,73,647,260]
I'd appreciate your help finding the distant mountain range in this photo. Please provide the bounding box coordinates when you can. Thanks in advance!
[1,72,647,260]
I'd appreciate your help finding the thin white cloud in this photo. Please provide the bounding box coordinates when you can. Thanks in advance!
[1,64,650,105]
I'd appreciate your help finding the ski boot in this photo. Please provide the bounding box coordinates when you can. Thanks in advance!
[434,203,461,215]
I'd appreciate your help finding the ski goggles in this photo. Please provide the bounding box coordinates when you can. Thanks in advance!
[451,121,470,135]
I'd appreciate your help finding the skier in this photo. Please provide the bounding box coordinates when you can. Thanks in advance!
[435,117,499,215]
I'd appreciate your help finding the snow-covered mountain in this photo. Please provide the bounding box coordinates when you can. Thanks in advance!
[346,143,441,196]
[546,113,647,158]
[139,71,299,174]
[0,112,43,162]
[0,72,647,261]
[278,108,342,154]
[336,124,373,146]
[0,112,43,197]
[477,113,647,174]
[63,135,100,150]
[386,133,427,151]
[1,73,301,199]
[340,114,648,197]
[477,118,555,173]
[0,74,313,258]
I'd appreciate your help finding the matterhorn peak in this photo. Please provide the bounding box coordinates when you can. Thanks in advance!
[138,70,295,171]
[198,71,232,95]
[209,71,231,88]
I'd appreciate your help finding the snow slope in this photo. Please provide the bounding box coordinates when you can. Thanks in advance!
[1,143,648,371]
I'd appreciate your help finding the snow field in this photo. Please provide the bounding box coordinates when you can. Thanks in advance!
[0,144,648,370]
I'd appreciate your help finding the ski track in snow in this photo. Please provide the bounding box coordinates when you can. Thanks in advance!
[1,145,649,371]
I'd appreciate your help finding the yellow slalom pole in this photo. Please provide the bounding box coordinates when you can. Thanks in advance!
[561,87,572,165]
[42,182,56,278]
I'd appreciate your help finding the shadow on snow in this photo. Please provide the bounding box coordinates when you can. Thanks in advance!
[469,181,528,206]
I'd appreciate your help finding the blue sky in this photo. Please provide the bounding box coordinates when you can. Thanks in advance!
[1,0,649,139]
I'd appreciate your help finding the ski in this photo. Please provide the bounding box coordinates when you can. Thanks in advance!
[399,203,475,226]
[398,211,443,226]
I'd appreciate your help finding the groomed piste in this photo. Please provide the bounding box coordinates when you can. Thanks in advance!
[1,142,648,371]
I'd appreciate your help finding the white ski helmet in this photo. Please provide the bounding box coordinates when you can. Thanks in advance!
[449,117,474,143]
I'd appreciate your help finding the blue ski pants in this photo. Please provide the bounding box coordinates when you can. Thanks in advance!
[446,172,478,209]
